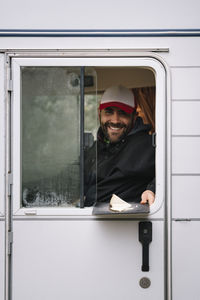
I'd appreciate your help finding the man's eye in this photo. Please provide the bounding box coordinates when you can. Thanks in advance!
[105,108,113,114]
[118,110,128,116]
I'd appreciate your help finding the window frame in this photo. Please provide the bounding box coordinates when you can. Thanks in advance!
[12,56,166,217]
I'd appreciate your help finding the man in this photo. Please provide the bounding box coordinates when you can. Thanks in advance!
[84,85,155,207]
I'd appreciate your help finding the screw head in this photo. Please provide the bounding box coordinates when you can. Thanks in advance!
[139,277,151,289]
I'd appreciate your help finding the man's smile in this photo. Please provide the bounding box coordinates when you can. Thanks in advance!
[106,122,126,129]
[106,122,126,135]
[109,126,121,131]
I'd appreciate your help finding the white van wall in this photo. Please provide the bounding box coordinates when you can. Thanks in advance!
[170,62,200,300]
[0,37,199,300]
[0,0,200,30]
[0,53,5,300]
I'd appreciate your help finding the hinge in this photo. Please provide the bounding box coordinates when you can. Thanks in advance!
[7,173,13,197]
[152,132,156,147]
[8,231,13,255]
[7,79,13,92]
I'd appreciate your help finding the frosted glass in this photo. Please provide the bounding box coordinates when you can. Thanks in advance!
[21,67,81,207]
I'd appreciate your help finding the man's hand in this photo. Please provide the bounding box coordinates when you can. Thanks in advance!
[140,190,155,206]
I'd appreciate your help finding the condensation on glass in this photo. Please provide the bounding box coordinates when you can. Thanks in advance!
[21,67,97,208]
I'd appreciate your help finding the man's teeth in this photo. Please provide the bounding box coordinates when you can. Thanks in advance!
[110,126,121,131]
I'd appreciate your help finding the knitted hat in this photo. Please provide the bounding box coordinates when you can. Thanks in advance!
[99,85,136,114]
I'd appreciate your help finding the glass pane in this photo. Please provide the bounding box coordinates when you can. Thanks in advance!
[21,67,82,207]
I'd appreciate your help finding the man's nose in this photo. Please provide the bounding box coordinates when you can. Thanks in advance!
[110,111,120,123]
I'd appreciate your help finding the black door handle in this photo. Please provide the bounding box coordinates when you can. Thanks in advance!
[139,221,152,272]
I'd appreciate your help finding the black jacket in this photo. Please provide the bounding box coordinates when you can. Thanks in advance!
[84,117,155,206]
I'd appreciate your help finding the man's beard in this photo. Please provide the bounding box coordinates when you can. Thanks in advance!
[101,121,131,143]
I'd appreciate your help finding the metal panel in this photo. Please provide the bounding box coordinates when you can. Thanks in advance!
[161,37,200,67]
[171,68,200,100]
[0,54,5,299]
[172,101,200,135]
[0,220,5,300]
[172,221,200,300]
[0,54,5,216]
[172,176,200,218]
[172,137,200,174]
[1,37,200,68]
[0,0,200,30]
[12,220,164,300]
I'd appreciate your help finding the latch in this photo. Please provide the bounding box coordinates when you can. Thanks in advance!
[139,221,152,272]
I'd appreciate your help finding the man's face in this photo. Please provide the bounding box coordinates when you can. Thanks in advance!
[100,106,133,143]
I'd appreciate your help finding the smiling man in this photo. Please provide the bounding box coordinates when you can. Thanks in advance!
[84,85,155,207]
[99,85,135,143]
[100,106,133,143]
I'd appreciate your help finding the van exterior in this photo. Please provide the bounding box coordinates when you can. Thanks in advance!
[0,2,200,299]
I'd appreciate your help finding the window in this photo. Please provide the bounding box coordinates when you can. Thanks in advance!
[12,57,165,216]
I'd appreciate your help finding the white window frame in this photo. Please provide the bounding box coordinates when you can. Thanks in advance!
[0,54,5,216]
[12,56,166,217]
